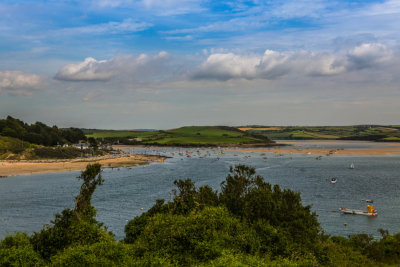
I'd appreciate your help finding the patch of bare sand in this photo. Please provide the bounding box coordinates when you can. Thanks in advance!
[226,147,400,156]
[277,140,400,146]
[0,154,165,177]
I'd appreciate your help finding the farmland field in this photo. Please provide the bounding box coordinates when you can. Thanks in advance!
[84,126,273,146]
[242,125,400,141]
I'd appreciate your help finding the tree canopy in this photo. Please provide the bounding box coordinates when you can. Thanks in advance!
[0,116,86,146]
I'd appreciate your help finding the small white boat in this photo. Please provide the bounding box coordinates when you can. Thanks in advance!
[330,178,337,184]
[340,205,377,216]
[349,163,354,169]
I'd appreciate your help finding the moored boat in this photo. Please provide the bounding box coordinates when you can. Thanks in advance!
[340,205,377,216]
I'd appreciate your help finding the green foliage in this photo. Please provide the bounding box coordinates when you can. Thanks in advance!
[86,126,273,146]
[50,241,135,266]
[0,116,86,147]
[30,164,111,260]
[346,231,400,264]
[33,147,82,159]
[246,125,400,141]
[124,199,168,244]
[87,137,98,151]
[74,164,104,219]
[219,165,321,253]
[131,206,253,265]
[0,233,44,266]
[0,136,35,155]
[125,164,322,263]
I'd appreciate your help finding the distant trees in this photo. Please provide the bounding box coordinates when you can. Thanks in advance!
[0,116,86,146]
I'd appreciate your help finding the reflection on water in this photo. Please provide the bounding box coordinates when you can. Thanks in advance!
[1,141,400,240]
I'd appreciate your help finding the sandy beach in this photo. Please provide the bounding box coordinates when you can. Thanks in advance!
[226,147,400,156]
[0,154,165,177]
[226,139,400,156]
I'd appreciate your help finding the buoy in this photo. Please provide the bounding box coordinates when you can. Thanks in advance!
[140,208,143,211]
[344,222,348,226]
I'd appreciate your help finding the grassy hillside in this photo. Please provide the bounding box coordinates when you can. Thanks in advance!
[0,136,38,159]
[242,125,400,141]
[86,126,273,146]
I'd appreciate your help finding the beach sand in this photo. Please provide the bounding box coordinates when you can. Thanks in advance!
[0,154,165,177]
[226,146,400,156]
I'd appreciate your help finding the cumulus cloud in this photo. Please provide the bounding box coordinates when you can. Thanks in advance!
[192,53,259,80]
[192,43,394,81]
[0,70,48,95]
[55,51,171,82]
[55,58,117,81]
[347,43,393,70]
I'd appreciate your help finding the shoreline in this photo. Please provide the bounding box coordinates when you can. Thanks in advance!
[114,142,400,156]
[225,147,400,156]
[0,154,166,178]
[2,140,400,177]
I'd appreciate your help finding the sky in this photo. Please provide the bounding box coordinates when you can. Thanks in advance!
[0,0,399,129]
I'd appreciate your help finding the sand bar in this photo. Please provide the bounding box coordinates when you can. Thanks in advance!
[114,142,400,156]
[226,147,400,156]
[0,154,165,177]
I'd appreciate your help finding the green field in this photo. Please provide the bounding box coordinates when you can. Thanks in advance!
[242,125,400,141]
[85,126,273,146]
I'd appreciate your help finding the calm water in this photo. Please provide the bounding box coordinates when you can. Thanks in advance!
[1,141,400,240]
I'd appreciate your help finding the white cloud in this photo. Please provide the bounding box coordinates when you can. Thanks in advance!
[55,57,116,81]
[347,43,393,70]
[55,51,171,82]
[193,53,259,80]
[257,50,290,79]
[0,70,48,95]
[192,43,394,81]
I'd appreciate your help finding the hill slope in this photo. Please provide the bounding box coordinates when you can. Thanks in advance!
[86,126,274,146]
[241,125,400,141]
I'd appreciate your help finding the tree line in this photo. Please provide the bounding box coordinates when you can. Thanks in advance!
[0,116,86,146]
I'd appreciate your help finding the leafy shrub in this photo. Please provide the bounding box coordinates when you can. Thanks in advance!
[0,233,44,266]
[33,147,82,159]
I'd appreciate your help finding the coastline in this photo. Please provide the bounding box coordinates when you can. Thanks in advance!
[225,147,400,156]
[0,154,166,178]
[2,140,400,177]
[114,142,400,156]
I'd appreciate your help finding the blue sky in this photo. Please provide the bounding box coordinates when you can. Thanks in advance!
[0,0,399,128]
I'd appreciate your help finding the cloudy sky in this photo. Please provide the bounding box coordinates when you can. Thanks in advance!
[0,0,399,129]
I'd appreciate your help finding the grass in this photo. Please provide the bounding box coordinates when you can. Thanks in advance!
[86,130,142,139]
[86,126,272,146]
[244,125,400,141]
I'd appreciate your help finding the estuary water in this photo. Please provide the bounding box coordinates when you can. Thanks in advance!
[1,141,400,240]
